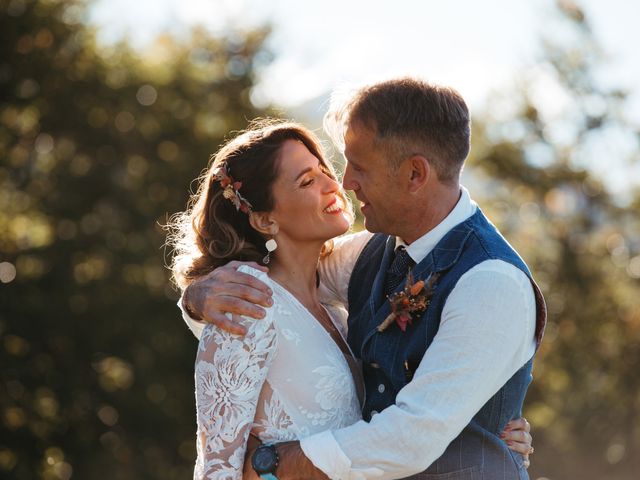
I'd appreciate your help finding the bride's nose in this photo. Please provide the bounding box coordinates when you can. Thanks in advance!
[322,174,340,193]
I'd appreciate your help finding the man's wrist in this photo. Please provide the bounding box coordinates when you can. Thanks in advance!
[182,284,203,321]
[274,441,329,480]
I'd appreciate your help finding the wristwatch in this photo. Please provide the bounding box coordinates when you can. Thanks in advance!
[251,444,279,480]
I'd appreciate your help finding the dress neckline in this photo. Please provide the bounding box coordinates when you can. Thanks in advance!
[267,276,355,361]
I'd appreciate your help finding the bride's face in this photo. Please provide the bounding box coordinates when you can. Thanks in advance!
[268,140,350,246]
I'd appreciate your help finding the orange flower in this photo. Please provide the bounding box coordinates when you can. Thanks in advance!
[410,280,425,296]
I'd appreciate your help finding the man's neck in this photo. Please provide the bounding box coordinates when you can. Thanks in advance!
[399,185,462,245]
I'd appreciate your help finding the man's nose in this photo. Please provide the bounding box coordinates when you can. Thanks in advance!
[342,164,357,191]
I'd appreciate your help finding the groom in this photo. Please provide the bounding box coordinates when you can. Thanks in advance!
[182,78,546,479]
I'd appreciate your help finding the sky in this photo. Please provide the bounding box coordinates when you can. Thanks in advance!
[88,0,640,194]
[89,0,640,111]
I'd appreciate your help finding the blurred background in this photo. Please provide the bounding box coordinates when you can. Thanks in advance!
[1,0,639,478]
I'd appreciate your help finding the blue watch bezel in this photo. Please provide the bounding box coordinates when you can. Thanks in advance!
[252,443,279,479]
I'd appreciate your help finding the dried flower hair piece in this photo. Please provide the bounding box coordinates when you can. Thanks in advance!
[214,163,253,214]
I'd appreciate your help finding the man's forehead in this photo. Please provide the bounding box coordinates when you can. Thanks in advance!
[344,121,374,148]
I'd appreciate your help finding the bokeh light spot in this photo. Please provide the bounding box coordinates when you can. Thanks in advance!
[146,383,167,403]
[606,443,625,464]
[97,405,119,426]
[115,111,135,133]
[627,255,640,279]
[157,140,178,162]
[0,447,17,470]
[3,407,26,429]
[136,85,157,106]
[3,334,29,356]
[35,133,54,154]
[0,262,17,283]
[94,356,135,391]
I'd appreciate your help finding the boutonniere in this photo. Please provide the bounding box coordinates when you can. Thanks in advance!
[377,272,440,333]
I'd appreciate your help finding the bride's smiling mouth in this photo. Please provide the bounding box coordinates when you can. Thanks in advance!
[323,198,343,214]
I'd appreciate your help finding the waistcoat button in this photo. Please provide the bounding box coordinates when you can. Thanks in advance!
[378,384,385,393]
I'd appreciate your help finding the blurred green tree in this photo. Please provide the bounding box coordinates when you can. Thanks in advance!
[467,1,640,479]
[0,0,270,478]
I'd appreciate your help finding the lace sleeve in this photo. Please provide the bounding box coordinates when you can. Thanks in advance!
[193,312,277,480]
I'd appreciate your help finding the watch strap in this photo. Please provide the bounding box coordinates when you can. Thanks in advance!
[259,474,278,480]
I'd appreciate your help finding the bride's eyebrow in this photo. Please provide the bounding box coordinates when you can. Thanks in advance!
[294,161,323,181]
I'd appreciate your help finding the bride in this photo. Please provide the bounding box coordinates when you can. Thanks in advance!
[168,120,532,479]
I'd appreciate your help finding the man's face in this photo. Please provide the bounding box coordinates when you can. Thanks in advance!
[342,122,404,234]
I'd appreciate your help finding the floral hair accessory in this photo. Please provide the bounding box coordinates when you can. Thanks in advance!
[214,163,253,214]
[377,272,440,333]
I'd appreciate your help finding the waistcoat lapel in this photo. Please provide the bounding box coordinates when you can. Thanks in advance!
[367,236,397,313]
[359,220,475,355]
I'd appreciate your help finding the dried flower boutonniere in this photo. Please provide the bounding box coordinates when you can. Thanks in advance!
[377,272,440,333]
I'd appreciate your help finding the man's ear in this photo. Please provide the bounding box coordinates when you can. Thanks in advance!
[407,154,431,193]
[249,211,279,236]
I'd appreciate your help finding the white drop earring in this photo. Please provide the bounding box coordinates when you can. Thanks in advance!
[263,238,278,264]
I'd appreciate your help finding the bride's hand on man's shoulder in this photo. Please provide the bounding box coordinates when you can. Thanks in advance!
[182,260,274,335]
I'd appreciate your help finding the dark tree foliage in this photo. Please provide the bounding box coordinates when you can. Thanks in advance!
[0,1,269,478]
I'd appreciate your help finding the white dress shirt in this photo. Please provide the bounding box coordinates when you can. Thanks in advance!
[302,187,537,480]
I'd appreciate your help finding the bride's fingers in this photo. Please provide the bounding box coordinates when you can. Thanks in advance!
[506,438,533,455]
[505,417,531,432]
[503,429,532,445]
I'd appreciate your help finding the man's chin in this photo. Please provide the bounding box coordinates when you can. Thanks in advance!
[362,217,381,233]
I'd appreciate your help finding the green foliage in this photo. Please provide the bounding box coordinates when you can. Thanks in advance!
[0,0,269,478]
[467,2,640,479]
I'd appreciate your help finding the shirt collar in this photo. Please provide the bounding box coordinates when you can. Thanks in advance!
[395,186,477,265]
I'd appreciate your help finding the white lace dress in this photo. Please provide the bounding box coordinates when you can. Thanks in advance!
[192,265,363,479]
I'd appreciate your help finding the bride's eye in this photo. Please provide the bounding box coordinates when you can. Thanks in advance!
[301,177,314,187]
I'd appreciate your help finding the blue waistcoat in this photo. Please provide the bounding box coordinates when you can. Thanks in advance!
[347,208,546,479]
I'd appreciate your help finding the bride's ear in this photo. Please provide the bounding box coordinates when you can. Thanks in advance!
[249,211,279,236]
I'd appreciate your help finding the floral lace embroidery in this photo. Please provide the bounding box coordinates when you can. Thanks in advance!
[194,320,277,479]
[254,390,301,443]
[299,352,361,427]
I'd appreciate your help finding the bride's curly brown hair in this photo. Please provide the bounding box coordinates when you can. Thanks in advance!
[167,119,353,290]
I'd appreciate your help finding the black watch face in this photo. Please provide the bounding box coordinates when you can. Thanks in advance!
[252,446,277,473]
